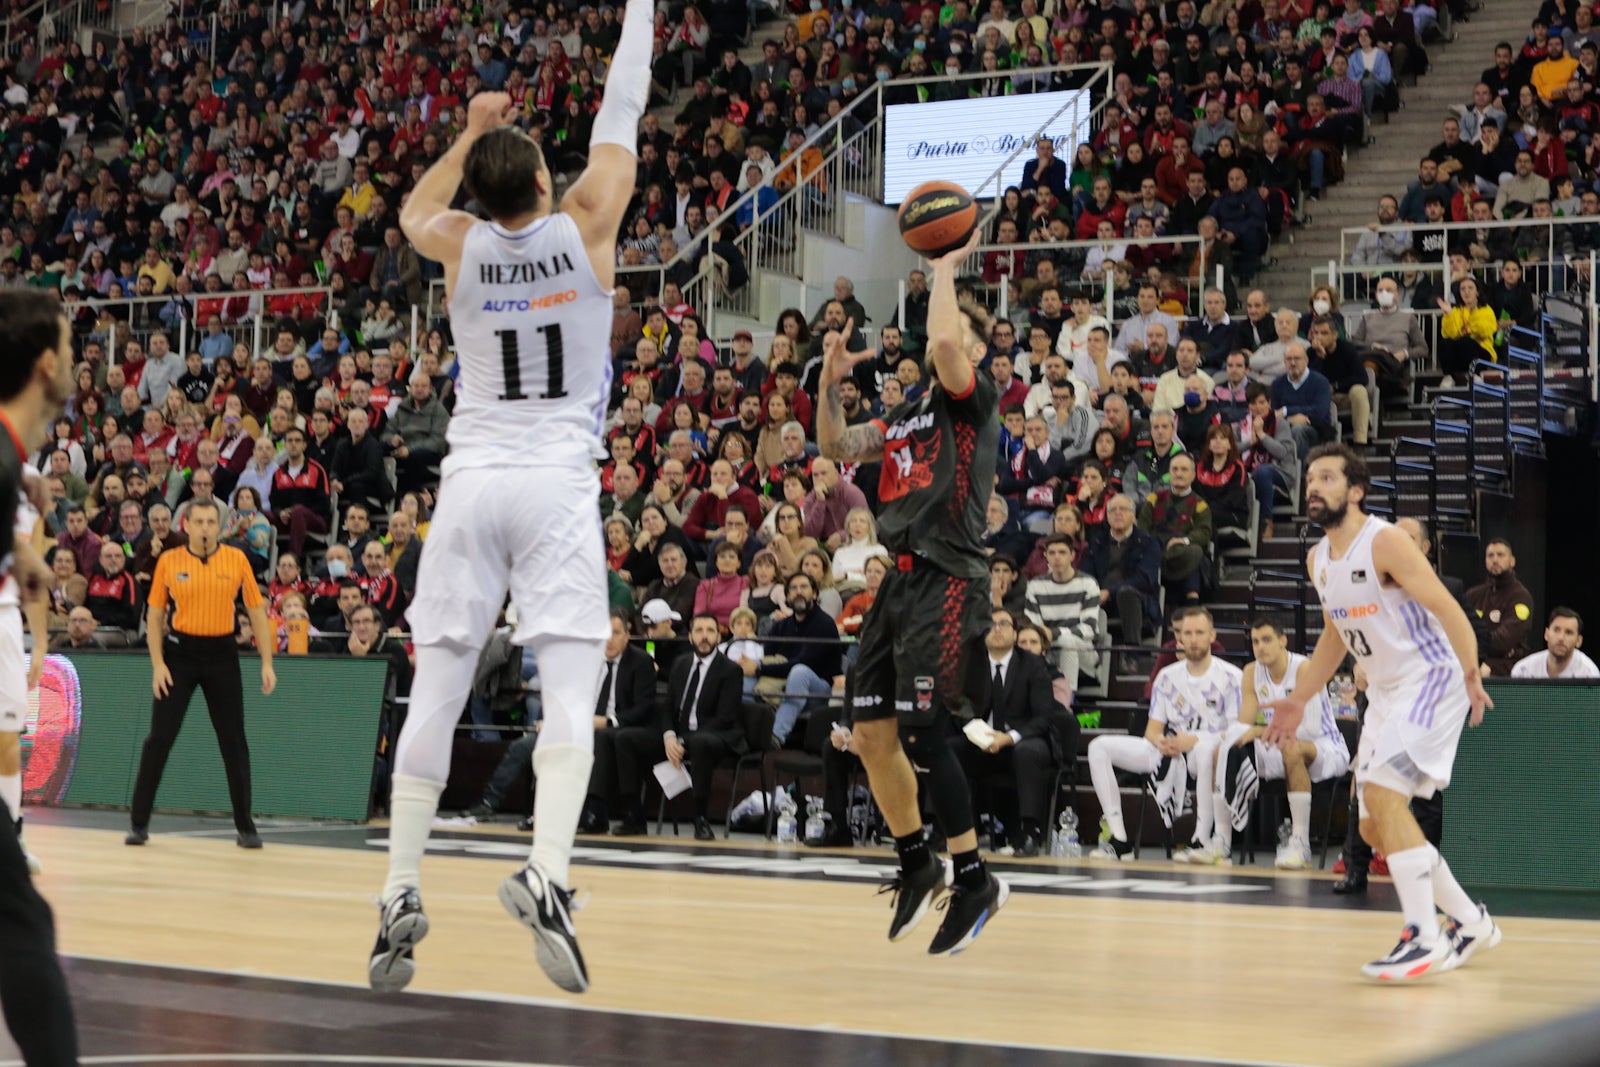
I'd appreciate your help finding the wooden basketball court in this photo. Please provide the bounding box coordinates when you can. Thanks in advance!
[5,810,1599,1067]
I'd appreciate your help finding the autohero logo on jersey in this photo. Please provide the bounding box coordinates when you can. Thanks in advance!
[478,254,579,313]
[1326,603,1381,621]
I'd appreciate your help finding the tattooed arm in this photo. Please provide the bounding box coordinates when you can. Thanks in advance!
[815,316,886,463]
[817,380,886,463]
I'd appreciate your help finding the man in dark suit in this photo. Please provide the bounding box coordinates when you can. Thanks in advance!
[1082,493,1163,650]
[959,607,1076,857]
[613,613,745,840]
[584,609,659,834]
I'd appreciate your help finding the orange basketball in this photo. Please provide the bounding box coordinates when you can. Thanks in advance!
[897,180,978,258]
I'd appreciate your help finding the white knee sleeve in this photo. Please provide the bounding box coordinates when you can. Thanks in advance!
[528,636,602,751]
[393,644,480,784]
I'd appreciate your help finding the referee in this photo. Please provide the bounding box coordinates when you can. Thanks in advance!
[127,498,277,849]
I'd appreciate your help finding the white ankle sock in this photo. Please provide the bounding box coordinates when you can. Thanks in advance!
[384,774,445,902]
[0,771,20,825]
[1386,845,1440,944]
[1212,792,1232,853]
[1288,792,1311,842]
[529,743,594,889]
[1428,845,1479,924]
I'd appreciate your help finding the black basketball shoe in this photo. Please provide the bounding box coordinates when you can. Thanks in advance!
[880,855,952,942]
[927,872,1010,957]
[498,862,590,993]
[368,888,428,993]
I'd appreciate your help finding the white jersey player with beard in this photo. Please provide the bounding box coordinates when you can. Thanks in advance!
[1264,444,1500,982]
[371,0,654,999]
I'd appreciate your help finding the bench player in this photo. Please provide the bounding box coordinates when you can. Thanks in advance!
[370,0,651,998]
[1265,443,1500,980]
[1088,605,1238,861]
[1205,616,1350,868]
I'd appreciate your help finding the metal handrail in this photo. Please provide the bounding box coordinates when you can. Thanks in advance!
[78,284,336,365]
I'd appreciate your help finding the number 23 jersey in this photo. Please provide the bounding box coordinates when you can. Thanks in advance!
[1311,515,1456,692]
[446,212,613,471]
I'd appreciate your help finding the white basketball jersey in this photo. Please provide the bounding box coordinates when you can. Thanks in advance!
[1311,515,1455,691]
[1253,652,1344,748]
[445,212,613,470]
[0,492,39,608]
[1149,656,1242,735]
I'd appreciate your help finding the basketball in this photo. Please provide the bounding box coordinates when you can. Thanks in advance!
[897,180,978,258]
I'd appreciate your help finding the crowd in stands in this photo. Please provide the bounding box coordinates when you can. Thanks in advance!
[3,0,1593,841]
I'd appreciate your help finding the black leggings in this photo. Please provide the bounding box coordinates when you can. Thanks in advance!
[1437,336,1489,380]
[130,636,255,834]
[0,800,78,1066]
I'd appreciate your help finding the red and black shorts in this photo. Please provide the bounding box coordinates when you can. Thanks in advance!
[851,554,991,729]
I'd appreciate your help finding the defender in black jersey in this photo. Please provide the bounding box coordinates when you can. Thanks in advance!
[0,289,80,1065]
[816,232,1009,957]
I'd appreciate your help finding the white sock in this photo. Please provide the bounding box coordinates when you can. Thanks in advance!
[1212,792,1232,853]
[528,743,594,889]
[1428,846,1479,925]
[1288,792,1311,843]
[1105,810,1126,842]
[1386,845,1440,944]
[0,771,19,825]
[384,774,445,902]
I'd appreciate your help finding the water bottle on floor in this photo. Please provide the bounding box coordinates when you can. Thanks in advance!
[803,798,825,844]
[776,791,799,844]
[1062,809,1082,858]
[1277,818,1293,852]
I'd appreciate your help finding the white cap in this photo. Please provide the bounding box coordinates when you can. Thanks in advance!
[641,599,682,626]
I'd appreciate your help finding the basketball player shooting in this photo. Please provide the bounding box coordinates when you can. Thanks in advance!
[1263,443,1500,981]
[370,0,650,997]
[815,231,1010,956]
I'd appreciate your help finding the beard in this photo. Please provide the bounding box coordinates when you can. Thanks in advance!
[1306,495,1346,527]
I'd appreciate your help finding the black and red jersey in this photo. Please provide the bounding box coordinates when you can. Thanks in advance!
[871,369,999,579]
[272,459,332,514]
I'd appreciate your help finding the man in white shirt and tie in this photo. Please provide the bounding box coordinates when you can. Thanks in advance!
[614,613,746,839]
[957,607,1073,857]
[586,608,659,833]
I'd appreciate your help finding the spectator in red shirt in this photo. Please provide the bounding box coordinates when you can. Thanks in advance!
[132,408,174,467]
[85,540,141,633]
[269,552,313,611]
[358,539,408,625]
[683,459,762,549]
[272,427,333,556]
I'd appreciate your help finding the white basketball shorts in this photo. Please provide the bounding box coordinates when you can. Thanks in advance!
[0,608,27,733]
[1225,721,1351,783]
[408,463,609,650]
[1356,665,1470,818]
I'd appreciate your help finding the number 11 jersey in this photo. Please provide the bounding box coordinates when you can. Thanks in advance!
[1311,515,1457,692]
[446,212,613,471]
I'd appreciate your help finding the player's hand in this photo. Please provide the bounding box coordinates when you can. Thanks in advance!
[466,92,515,135]
[261,662,277,696]
[928,229,981,274]
[1465,670,1493,727]
[819,316,875,390]
[152,662,173,698]
[27,650,45,692]
[1261,697,1305,746]
[1155,735,1180,757]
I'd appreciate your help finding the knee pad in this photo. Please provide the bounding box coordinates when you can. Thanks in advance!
[898,719,946,771]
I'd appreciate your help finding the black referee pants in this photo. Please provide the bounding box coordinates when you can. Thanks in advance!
[0,799,78,1066]
[130,635,256,835]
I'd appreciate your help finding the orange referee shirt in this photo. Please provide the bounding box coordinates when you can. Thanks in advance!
[147,545,264,638]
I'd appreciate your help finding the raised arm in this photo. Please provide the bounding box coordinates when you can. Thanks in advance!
[398,93,518,287]
[925,231,983,396]
[562,0,654,290]
[816,316,886,463]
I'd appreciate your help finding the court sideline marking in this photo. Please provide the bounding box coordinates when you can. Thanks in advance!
[57,953,1314,1067]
